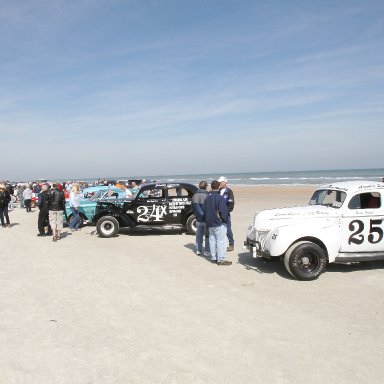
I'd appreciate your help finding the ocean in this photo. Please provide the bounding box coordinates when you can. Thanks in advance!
[88,168,384,186]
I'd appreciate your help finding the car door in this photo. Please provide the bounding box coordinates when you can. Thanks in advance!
[166,186,193,225]
[340,191,384,254]
[131,186,168,225]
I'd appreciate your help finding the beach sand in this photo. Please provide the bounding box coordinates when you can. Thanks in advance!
[1,186,383,384]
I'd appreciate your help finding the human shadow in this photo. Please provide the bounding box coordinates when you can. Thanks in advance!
[183,242,216,264]
[8,223,20,228]
[60,231,73,239]
[237,251,293,279]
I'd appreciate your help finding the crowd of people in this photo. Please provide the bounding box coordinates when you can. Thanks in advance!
[192,176,235,266]
[1,176,236,264]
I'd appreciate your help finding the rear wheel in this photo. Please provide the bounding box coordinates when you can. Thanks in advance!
[284,241,327,280]
[186,214,197,235]
[96,216,119,238]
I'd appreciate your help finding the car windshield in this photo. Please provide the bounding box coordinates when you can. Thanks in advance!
[90,190,104,201]
[309,189,346,208]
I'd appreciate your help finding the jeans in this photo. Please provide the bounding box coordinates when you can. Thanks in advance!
[208,224,227,262]
[0,206,10,226]
[227,214,234,246]
[195,221,210,253]
[69,207,80,229]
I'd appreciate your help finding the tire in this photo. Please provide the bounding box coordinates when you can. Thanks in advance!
[284,241,327,281]
[67,214,84,228]
[186,214,197,235]
[96,216,119,238]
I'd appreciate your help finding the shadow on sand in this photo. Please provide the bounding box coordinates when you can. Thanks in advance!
[238,251,384,279]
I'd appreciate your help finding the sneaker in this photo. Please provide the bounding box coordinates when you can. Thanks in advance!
[227,245,234,252]
[52,236,57,242]
[196,251,202,256]
[217,260,232,266]
[210,258,217,263]
[204,251,211,257]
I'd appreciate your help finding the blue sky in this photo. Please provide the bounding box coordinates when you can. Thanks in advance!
[1,0,383,180]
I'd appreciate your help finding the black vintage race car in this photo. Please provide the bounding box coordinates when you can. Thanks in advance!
[93,182,198,237]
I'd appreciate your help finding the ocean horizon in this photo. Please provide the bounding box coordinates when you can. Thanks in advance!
[79,168,384,186]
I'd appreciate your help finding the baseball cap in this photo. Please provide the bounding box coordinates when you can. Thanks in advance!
[218,176,227,183]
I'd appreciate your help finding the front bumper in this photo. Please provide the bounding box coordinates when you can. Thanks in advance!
[243,238,270,259]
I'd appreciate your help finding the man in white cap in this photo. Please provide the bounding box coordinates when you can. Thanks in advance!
[218,176,235,251]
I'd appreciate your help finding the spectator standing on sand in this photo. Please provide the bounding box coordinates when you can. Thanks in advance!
[192,181,210,257]
[23,184,33,213]
[6,182,14,211]
[203,180,231,266]
[48,182,66,242]
[37,184,52,237]
[69,184,81,231]
[18,183,25,208]
[0,182,11,228]
[218,176,235,252]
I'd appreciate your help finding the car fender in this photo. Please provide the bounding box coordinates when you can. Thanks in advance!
[266,220,342,262]
[93,208,136,227]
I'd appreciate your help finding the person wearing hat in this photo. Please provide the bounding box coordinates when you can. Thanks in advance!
[203,180,231,265]
[218,176,235,252]
[47,182,66,242]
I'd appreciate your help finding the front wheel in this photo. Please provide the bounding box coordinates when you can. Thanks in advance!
[96,216,120,238]
[186,214,197,235]
[284,241,327,280]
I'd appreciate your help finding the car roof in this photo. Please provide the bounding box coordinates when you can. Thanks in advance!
[139,181,197,190]
[318,180,384,193]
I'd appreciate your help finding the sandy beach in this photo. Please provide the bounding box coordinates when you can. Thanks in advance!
[1,185,383,384]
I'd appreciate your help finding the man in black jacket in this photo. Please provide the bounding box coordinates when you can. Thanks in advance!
[37,184,52,237]
[47,182,66,242]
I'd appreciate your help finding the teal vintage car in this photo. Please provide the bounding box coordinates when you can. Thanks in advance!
[65,187,125,227]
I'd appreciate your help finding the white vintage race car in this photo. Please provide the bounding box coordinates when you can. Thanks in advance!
[244,180,384,280]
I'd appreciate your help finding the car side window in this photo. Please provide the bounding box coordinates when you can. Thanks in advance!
[137,188,164,199]
[168,187,191,198]
[348,192,381,209]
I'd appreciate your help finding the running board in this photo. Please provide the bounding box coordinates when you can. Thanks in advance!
[335,252,384,262]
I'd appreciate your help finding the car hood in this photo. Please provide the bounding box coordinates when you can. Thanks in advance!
[253,205,340,229]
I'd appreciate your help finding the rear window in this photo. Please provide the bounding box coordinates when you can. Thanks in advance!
[348,192,381,209]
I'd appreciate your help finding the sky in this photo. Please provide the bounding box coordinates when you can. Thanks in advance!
[1,0,383,180]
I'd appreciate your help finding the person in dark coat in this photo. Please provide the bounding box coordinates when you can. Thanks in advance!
[203,180,231,266]
[37,184,52,237]
[0,182,11,228]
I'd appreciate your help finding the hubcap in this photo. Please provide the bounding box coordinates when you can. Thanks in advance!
[101,221,114,235]
[298,251,319,273]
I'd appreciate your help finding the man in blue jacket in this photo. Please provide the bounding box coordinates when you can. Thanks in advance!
[203,180,232,266]
[192,181,210,256]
